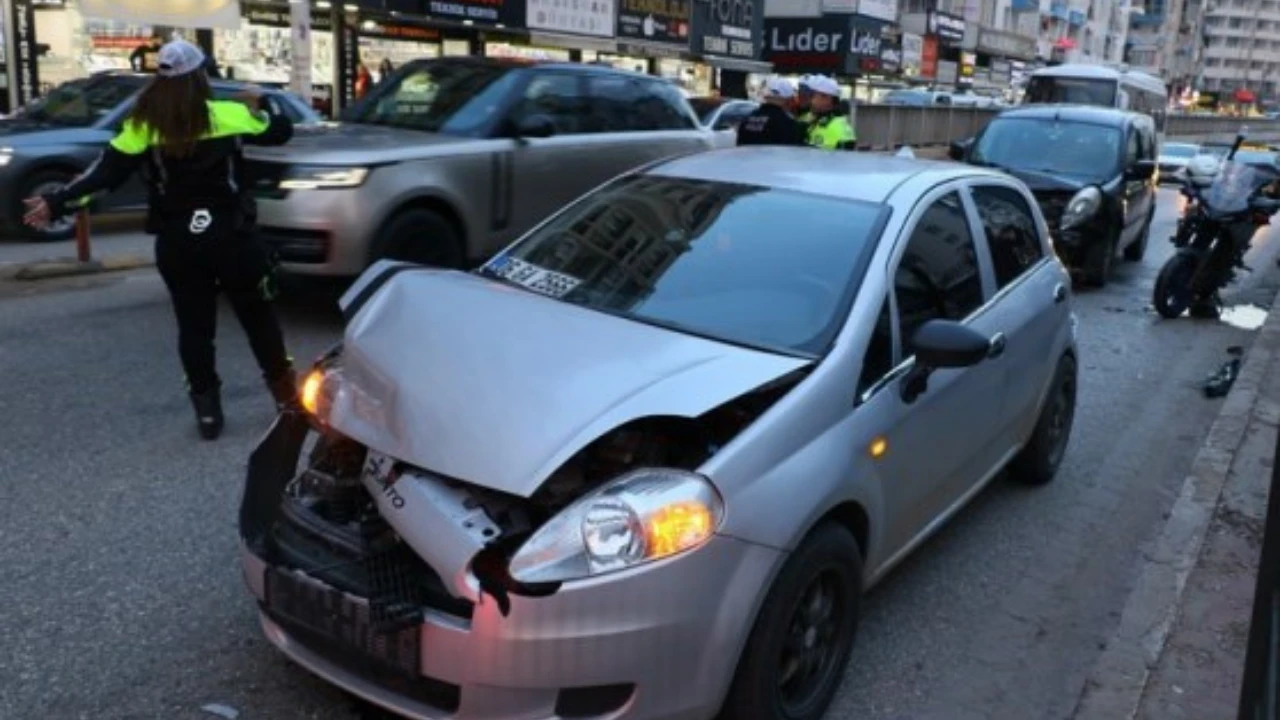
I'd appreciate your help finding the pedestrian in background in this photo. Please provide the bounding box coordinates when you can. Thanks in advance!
[804,75,856,150]
[21,39,299,441]
[736,77,807,147]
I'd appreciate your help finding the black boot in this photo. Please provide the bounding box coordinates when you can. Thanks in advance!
[267,369,299,412]
[189,387,224,440]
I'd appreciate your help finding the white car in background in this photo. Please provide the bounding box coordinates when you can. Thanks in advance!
[689,97,759,148]
[1157,142,1202,183]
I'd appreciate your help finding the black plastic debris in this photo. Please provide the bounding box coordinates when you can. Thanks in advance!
[1204,347,1245,398]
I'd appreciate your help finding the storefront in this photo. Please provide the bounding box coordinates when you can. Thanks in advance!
[974,25,1035,97]
[922,10,963,89]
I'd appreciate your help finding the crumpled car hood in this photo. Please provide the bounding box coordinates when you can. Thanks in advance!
[329,269,811,498]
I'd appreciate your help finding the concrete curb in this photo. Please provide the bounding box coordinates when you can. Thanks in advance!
[1070,291,1280,719]
[7,254,153,281]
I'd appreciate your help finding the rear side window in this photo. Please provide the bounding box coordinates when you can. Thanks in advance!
[641,80,699,130]
[970,185,1045,289]
[586,75,644,132]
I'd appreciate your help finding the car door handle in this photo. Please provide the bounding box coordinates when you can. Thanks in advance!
[1053,283,1067,304]
[988,333,1007,359]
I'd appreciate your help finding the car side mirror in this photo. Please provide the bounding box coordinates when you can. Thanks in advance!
[512,114,556,140]
[900,320,992,403]
[1126,158,1157,181]
[948,138,972,161]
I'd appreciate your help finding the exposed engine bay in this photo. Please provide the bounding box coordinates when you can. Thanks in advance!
[262,368,806,622]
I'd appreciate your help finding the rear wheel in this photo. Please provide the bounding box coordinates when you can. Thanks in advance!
[370,208,464,270]
[1153,252,1198,319]
[719,523,862,720]
[1009,354,1078,485]
[15,170,78,242]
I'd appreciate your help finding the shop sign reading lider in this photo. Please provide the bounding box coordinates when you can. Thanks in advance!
[79,0,243,29]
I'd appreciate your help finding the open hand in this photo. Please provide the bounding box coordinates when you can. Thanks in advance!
[22,196,50,229]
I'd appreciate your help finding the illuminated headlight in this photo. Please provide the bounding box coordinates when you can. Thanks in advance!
[508,468,725,584]
[1061,186,1103,230]
[0,147,15,166]
[299,344,344,426]
[279,165,369,190]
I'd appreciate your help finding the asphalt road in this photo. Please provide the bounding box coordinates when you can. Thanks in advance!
[1,188,1278,720]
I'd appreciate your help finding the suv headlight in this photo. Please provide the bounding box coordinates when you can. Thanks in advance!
[508,468,726,584]
[279,165,369,190]
[1060,186,1103,230]
[299,343,344,426]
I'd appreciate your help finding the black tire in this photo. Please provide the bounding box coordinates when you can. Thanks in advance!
[1153,252,1198,319]
[1080,232,1114,287]
[1009,353,1078,486]
[15,170,78,242]
[370,208,464,270]
[719,523,862,720]
[1123,209,1154,262]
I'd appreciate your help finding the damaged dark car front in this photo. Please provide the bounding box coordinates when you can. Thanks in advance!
[951,104,1158,287]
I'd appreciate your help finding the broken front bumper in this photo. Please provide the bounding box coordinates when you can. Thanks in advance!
[238,411,784,720]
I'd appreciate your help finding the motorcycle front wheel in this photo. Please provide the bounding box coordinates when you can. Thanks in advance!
[1153,252,1199,319]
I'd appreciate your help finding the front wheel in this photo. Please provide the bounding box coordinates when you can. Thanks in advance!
[370,208,464,270]
[719,523,862,720]
[1153,252,1199,319]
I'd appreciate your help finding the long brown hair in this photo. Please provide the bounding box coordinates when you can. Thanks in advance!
[128,71,212,158]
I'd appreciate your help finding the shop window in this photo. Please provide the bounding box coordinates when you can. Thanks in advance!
[510,72,587,135]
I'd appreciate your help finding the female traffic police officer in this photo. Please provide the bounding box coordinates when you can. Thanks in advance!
[23,39,297,441]
[803,75,856,150]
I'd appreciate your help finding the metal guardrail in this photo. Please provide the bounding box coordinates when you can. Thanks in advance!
[849,106,1280,150]
[1237,421,1280,720]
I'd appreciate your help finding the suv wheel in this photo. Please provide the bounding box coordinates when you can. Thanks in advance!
[372,208,464,270]
[1080,231,1115,288]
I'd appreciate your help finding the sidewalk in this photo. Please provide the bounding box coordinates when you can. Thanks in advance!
[1073,291,1280,719]
[0,216,153,281]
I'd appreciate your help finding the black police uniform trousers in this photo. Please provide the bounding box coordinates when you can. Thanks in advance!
[153,204,291,396]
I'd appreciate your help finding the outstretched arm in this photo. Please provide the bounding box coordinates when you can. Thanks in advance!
[214,90,294,147]
[40,127,147,219]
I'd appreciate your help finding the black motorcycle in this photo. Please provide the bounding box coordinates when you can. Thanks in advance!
[1153,134,1280,319]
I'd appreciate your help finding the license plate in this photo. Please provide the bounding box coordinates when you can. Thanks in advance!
[264,568,421,677]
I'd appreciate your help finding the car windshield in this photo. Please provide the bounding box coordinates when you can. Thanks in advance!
[972,117,1122,181]
[476,175,885,357]
[14,75,144,126]
[1024,76,1118,106]
[340,60,524,135]
[1161,144,1199,158]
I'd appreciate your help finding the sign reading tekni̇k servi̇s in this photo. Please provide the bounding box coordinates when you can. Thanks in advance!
[691,0,764,61]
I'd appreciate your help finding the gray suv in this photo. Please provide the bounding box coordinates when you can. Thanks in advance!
[243,57,719,277]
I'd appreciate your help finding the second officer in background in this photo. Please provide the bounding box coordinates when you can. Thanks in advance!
[736,78,807,147]
[804,76,856,150]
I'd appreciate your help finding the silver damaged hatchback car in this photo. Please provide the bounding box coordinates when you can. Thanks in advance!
[238,148,1080,720]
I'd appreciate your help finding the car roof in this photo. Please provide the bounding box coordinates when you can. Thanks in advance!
[996,103,1145,127]
[93,69,292,93]
[644,147,1004,204]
